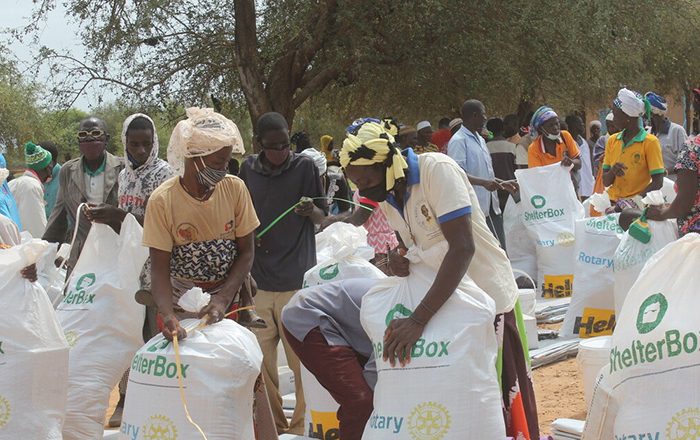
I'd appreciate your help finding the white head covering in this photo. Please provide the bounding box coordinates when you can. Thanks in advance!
[167,107,244,175]
[605,112,614,122]
[300,148,327,175]
[122,113,161,173]
[589,120,601,129]
[449,118,463,130]
[614,88,645,118]
[416,120,432,131]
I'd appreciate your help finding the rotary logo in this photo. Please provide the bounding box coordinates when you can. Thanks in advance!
[0,395,11,428]
[556,232,575,247]
[143,414,177,440]
[407,402,451,440]
[666,407,700,440]
[64,331,79,348]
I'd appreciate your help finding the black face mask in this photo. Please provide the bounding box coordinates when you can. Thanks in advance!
[359,182,388,202]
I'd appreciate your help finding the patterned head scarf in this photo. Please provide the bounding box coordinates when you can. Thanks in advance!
[613,88,649,118]
[530,106,558,134]
[340,119,408,191]
[24,141,52,170]
[645,92,668,116]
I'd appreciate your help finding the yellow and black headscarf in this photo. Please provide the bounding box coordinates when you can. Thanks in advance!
[340,117,408,191]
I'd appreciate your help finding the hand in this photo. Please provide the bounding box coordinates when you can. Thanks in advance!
[611,162,627,177]
[319,215,338,231]
[498,179,519,194]
[482,179,503,192]
[645,205,667,221]
[20,264,37,282]
[388,247,409,277]
[383,317,425,367]
[161,314,187,341]
[294,200,314,217]
[198,296,229,325]
[84,204,126,225]
[561,155,574,167]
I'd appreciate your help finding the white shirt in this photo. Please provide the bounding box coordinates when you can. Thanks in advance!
[8,170,47,238]
[657,120,688,181]
[576,134,594,197]
[84,172,105,204]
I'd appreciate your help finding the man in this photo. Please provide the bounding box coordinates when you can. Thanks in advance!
[415,121,439,153]
[645,91,688,181]
[431,117,452,152]
[9,142,54,237]
[565,115,594,199]
[340,119,539,439]
[504,114,521,145]
[43,117,124,274]
[397,125,418,151]
[448,99,515,250]
[282,279,377,440]
[603,88,665,204]
[588,120,601,151]
[0,154,21,229]
[515,112,535,169]
[40,141,61,217]
[291,131,312,152]
[594,112,616,169]
[239,112,327,435]
[485,118,517,211]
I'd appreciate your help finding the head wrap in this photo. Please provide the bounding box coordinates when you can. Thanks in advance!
[645,92,668,116]
[167,107,244,176]
[613,88,648,118]
[340,119,408,191]
[381,117,400,137]
[530,106,558,134]
[605,112,614,122]
[320,135,334,161]
[300,148,328,175]
[416,121,431,131]
[589,120,601,129]
[24,142,52,170]
[399,125,417,136]
[449,118,463,130]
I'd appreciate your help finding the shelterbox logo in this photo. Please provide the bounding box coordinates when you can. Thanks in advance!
[610,293,700,374]
[531,195,546,209]
[524,195,565,222]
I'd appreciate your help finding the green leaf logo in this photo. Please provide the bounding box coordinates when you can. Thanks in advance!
[636,293,668,334]
[385,303,413,326]
[319,263,340,280]
[531,195,546,209]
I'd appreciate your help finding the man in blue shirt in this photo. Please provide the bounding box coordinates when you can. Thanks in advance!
[447,99,515,249]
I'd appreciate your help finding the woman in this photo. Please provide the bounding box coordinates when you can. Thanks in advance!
[527,106,582,171]
[647,137,700,235]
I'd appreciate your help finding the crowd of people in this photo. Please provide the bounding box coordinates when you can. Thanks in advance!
[1,85,699,440]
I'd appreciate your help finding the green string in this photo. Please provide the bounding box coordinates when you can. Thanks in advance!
[256,197,374,239]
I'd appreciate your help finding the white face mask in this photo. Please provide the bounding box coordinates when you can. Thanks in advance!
[542,128,561,142]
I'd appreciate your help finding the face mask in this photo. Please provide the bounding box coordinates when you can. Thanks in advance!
[542,128,561,142]
[264,148,290,167]
[194,158,227,189]
[359,182,388,202]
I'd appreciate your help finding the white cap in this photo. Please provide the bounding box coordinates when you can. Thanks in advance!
[449,118,463,130]
[416,120,432,131]
[605,112,614,122]
[589,120,601,128]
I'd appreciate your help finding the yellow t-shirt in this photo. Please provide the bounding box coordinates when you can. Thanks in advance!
[143,175,260,282]
[602,129,665,201]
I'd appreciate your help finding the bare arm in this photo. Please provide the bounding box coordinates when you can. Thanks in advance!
[641,173,664,195]
[647,170,697,220]
[150,247,186,341]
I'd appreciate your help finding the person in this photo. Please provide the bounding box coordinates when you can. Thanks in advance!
[565,115,594,199]
[291,131,312,152]
[504,114,521,145]
[228,158,240,175]
[143,106,263,342]
[602,88,664,205]
[415,120,439,153]
[588,120,601,151]
[239,111,328,435]
[515,112,535,169]
[40,141,62,217]
[397,125,418,150]
[8,142,54,237]
[300,148,352,214]
[527,106,582,171]
[43,117,124,275]
[645,91,689,181]
[320,134,335,162]
[281,279,376,440]
[431,117,452,152]
[0,214,38,281]
[594,112,616,170]
[449,117,463,136]
[647,136,700,235]
[0,154,22,229]
[485,117,517,211]
[340,119,539,439]
[448,99,516,250]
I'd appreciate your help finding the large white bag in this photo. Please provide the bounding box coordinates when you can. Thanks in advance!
[360,246,504,439]
[503,195,537,280]
[35,241,67,305]
[560,215,623,339]
[0,240,69,439]
[57,216,148,440]
[515,163,585,298]
[613,219,677,317]
[304,222,385,287]
[120,318,262,440]
[582,233,700,439]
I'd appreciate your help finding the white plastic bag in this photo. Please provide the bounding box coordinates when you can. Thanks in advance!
[583,233,700,439]
[503,195,537,281]
[35,242,67,305]
[360,246,504,439]
[613,219,677,316]
[57,216,148,440]
[120,318,262,440]
[515,163,585,298]
[0,239,69,439]
[560,215,623,339]
[304,222,385,287]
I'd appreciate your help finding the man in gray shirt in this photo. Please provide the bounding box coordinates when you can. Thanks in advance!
[282,279,377,440]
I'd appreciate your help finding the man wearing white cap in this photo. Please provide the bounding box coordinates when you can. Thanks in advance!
[588,120,601,151]
[646,91,688,181]
[415,120,440,154]
[602,88,664,203]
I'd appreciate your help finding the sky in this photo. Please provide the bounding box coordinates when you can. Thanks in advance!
[0,0,108,110]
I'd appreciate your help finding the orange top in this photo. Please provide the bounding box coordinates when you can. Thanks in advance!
[527,130,581,168]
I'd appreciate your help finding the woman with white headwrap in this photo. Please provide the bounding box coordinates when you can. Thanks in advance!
[142,107,264,343]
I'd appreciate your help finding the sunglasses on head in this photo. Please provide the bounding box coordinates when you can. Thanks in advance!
[77,129,105,140]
